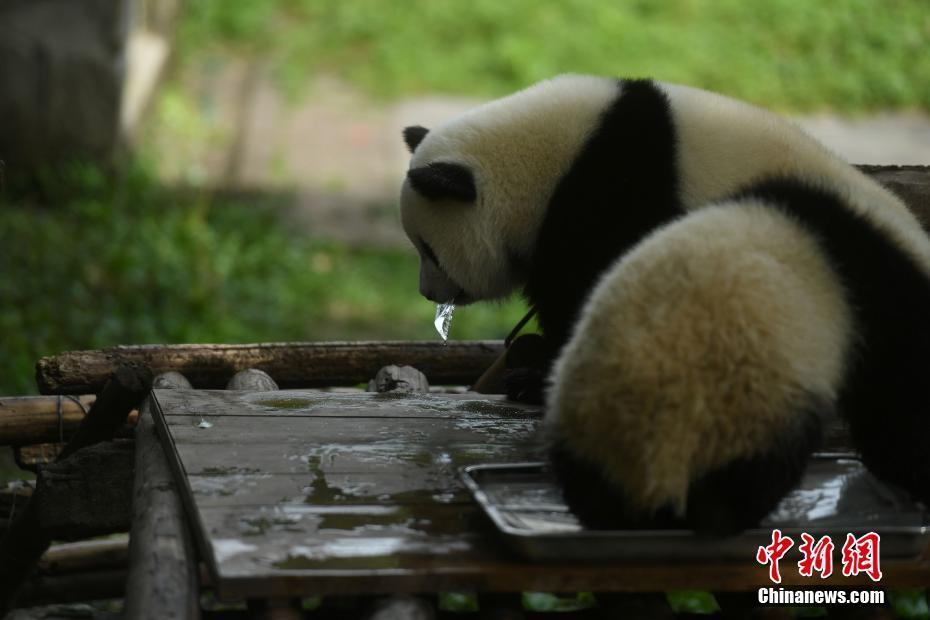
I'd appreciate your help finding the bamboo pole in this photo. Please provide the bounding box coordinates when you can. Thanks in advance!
[37,535,129,575]
[0,395,95,446]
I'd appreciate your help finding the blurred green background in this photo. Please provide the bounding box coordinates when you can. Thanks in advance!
[181,0,930,109]
[2,0,929,396]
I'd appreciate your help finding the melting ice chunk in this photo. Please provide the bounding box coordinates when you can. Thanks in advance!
[434,303,455,342]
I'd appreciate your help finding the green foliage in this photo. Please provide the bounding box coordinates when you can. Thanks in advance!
[522,591,596,612]
[890,589,930,619]
[438,592,479,612]
[179,0,930,110]
[666,590,720,614]
[0,162,528,396]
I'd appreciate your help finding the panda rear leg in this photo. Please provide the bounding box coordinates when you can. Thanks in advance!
[548,439,681,530]
[549,403,825,536]
[684,404,825,536]
[544,204,849,535]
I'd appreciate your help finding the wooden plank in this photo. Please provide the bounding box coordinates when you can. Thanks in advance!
[156,390,541,479]
[185,464,486,509]
[152,389,929,599]
[164,415,538,445]
[191,496,930,597]
[124,376,200,620]
[36,341,504,395]
[157,391,541,482]
[179,441,542,477]
[151,391,523,598]
[192,501,930,596]
[153,388,538,420]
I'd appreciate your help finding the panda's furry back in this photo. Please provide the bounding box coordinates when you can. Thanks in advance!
[399,75,930,534]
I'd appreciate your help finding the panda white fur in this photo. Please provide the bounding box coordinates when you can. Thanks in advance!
[399,75,930,534]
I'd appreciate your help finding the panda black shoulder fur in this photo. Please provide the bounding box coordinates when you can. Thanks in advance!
[399,74,930,535]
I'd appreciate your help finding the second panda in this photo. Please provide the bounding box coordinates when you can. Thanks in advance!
[398,75,930,535]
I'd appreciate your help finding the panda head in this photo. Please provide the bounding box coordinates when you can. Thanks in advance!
[399,74,619,304]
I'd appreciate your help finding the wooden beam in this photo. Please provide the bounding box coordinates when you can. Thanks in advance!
[124,371,200,620]
[0,395,95,446]
[36,340,504,395]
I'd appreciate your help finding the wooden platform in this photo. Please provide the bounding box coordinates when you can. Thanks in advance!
[150,389,930,600]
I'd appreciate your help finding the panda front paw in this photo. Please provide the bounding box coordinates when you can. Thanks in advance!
[504,366,546,404]
[503,333,551,404]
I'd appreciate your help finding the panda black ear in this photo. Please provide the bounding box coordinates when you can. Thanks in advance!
[403,125,429,152]
[407,162,476,203]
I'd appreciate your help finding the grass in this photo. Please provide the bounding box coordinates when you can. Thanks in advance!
[0,162,529,396]
[179,0,930,111]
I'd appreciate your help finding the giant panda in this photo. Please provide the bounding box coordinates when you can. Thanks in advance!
[398,75,930,535]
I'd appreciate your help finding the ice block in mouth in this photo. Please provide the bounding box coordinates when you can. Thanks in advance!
[434,302,455,342]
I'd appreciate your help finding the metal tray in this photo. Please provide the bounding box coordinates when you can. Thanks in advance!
[461,456,930,562]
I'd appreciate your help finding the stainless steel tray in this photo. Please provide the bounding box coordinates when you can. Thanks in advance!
[461,456,930,562]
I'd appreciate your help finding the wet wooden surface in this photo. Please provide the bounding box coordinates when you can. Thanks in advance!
[151,389,930,599]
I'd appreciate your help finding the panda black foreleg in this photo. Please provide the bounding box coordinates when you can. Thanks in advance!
[503,333,552,404]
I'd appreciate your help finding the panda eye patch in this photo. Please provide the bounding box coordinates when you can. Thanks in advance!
[407,162,477,203]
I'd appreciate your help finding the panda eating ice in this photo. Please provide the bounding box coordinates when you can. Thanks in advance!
[398,75,930,535]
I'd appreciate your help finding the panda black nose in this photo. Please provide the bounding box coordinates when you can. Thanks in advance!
[420,288,443,303]
[420,285,462,305]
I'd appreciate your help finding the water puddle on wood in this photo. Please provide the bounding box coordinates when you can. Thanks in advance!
[257,397,323,409]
